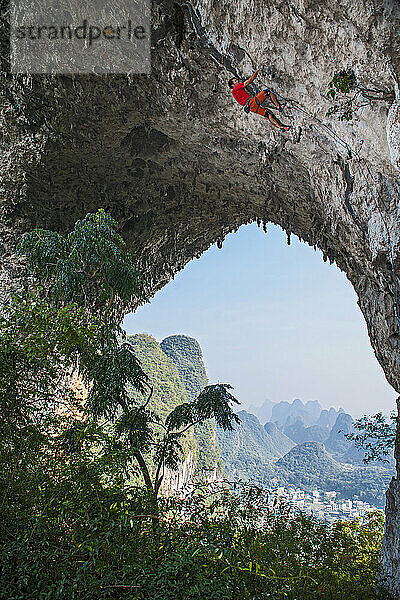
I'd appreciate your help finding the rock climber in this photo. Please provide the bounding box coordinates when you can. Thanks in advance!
[229,70,292,132]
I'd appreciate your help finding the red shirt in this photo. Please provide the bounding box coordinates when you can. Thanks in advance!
[231,82,251,106]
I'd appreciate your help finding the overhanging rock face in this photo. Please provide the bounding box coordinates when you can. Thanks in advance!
[1,0,400,592]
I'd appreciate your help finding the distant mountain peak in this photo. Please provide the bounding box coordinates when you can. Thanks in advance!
[246,399,274,424]
[292,398,304,407]
[264,421,279,435]
[271,398,322,428]
[161,334,204,358]
[324,412,355,457]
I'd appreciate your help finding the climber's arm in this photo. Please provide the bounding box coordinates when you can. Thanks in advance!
[243,70,259,88]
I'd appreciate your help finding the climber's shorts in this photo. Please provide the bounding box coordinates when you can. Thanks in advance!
[246,89,273,117]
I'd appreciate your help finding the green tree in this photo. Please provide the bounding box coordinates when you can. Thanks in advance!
[1,210,150,565]
[11,209,240,530]
[18,208,142,317]
[346,411,397,463]
[326,70,394,121]
[15,208,150,413]
[116,383,239,503]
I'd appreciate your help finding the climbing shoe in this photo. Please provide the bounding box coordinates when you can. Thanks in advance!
[280,125,292,132]
[279,102,287,112]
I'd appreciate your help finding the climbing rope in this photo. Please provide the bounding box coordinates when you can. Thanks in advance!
[172,1,400,335]
[176,0,400,333]
[259,82,400,333]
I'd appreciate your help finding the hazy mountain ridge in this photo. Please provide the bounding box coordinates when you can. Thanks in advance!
[271,398,326,428]
[129,334,394,504]
[247,399,274,424]
[217,411,393,505]
[252,397,373,465]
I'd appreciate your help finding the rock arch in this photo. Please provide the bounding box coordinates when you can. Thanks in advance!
[1,0,400,592]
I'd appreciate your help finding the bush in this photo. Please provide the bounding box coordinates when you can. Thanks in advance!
[1,477,389,599]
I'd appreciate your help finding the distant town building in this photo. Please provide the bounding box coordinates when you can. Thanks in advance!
[267,485,382,523]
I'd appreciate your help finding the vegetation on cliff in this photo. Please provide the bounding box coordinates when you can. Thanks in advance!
[125,333,197,485]
[161,335,223,476]
[0,211,392,599]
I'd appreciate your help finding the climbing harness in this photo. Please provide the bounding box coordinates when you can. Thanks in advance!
[243,87,272,115]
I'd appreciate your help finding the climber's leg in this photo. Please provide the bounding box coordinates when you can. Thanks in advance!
[255,88,285,111]
[268,89,281,110]
[248,100,291,130]
[267,112,291,130]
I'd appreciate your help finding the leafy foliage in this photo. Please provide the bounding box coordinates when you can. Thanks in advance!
[160,335,208,403]
[17,208,143,315]
[166,384,239,431]
[160,335,223,475]
[158,483,388,600]
[14,208,150,419]
[87,343,149,419]
[122,382,239,499]
[195,384,239,429]
[128,334,189,423]
[326,70,358,121]
[346,412,396,463]
[117,405,158,453]
[326,70,394,121]
[328,70,357,96]
[0,290,100,466]
[1,475,390,600]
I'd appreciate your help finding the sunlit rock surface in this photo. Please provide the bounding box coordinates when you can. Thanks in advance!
[1,0,400,593]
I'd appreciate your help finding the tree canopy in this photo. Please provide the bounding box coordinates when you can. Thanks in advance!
[0,209,391,600]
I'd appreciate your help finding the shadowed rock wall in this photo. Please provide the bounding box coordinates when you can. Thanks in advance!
[1,0,400,593]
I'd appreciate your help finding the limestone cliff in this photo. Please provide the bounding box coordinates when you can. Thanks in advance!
[126,333,197,492]
[1,0,400,593]
[161,334,223,478]
[126,333,222,491]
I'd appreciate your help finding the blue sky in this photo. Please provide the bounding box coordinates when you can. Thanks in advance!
[123,223,397,418]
